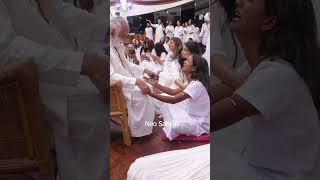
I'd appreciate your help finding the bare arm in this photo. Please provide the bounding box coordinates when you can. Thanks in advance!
[212,83,234,104]
[149,91,190,104]
[174,79,187,90]
[144,78,182,96]
[213,54,245,89]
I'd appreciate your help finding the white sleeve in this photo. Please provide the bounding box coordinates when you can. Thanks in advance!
[235,62,298,120]
[110,63,136,88]
[199,24,205,37]
[127,61,145,76]
[190,25,195,33]
[0,3,83,86]
[160,52,166,61]
[183,81,201,99]
[151,24,158,28]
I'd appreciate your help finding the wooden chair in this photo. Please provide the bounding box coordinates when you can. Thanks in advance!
[110,81,131,146]
[0,60,55,179]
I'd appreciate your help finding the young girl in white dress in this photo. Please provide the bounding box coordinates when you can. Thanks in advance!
[145,54,210,140]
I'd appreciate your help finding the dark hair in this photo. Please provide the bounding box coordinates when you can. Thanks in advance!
[190,54,210,91]
[260,0,320,109]
[216,0,236,22]
[185,41,201,55]
[216,0,238,68]
[170,37,184,67]
[134,39,141,49]
[145,39,155,53]
[154,43,167,57]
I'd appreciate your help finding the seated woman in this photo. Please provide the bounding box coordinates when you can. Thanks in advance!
[139,39,162,74]
[213,0,320,179]
[145,54,210,140]
[150,42,167,65]
[133,39,142,60]
[158,37,184,88]
[174,40,202,90]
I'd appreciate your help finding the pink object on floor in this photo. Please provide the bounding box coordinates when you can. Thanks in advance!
[162,132,210,142]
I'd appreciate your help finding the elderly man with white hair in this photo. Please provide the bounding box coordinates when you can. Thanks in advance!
[110,16,156,137]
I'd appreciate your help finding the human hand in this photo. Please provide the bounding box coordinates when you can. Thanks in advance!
[144,69,159,80]
[136,78,150,94]
[143,77,157,86]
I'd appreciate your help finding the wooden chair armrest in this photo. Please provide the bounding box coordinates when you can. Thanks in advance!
[110,80,122,88]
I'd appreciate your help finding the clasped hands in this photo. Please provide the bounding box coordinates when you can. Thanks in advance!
[136,71,159,96]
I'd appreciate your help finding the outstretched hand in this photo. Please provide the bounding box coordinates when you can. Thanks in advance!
[143,77,157,86]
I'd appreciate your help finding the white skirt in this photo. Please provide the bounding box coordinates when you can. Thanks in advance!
[161,101,210,140]
[127,144,210,180]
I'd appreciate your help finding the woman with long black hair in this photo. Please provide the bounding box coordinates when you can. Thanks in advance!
[212,0,320,179]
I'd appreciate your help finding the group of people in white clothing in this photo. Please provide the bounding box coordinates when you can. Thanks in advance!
[110,15,210,142]
[128,0,320,180]
[144,12,210,46]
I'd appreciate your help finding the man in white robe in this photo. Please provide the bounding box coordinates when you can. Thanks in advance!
[110,16,156,137]
[0,0,108,179]
[148,19,164,43]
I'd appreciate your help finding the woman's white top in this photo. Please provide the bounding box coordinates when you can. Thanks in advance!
[235,59,320,173]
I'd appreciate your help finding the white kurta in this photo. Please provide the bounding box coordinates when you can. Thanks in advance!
[145,27,153,41]
[161,80,210,140]
[151,23,164,43]
[0,1,108,180]
[158,52,182,88]
[110,45,155,137]
[165,25,174,38]
[127,144,210,180]
[174,26,184,40]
